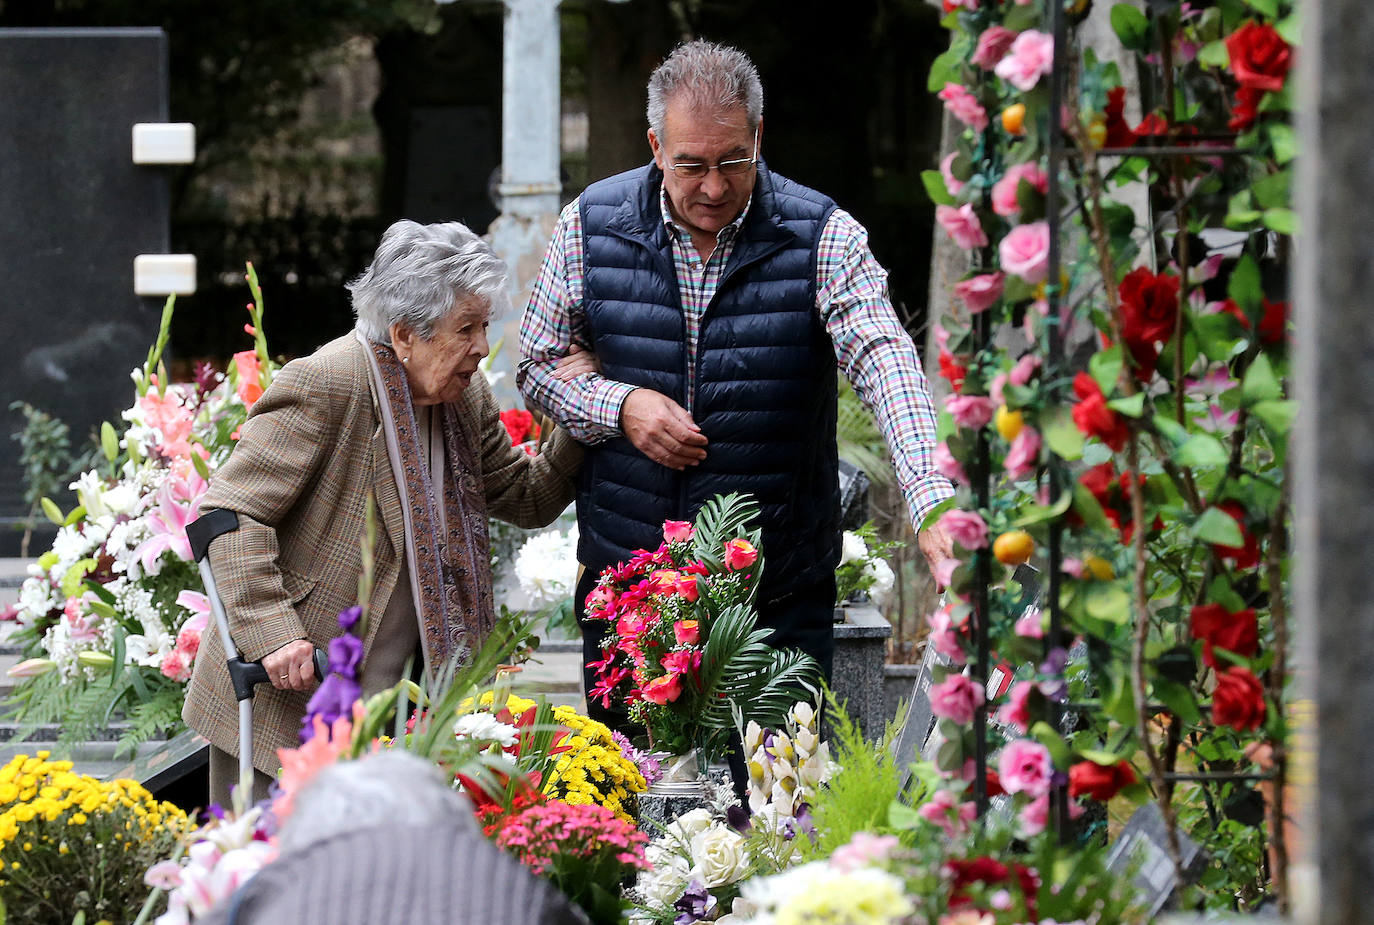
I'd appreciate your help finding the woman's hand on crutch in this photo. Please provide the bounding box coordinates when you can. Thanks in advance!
[262,639,317,691]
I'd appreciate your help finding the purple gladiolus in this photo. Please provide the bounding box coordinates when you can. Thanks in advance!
[300,673,361,742]
[337,605,363,633]
[328,634,364,681]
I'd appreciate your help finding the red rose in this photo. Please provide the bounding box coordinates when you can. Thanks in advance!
[1211,500,1261,569]
[1226,22,1293,93]
[1134,111,1170,137]
[723,538,758,571]
[947,856,1040,919]
[939,349,969,392]
[499,408,536,445]
[1212,666,1266,731]
[1220,297,1287,346]
[985,768,1006,798]
[1078,462,1157,544]
[1103,87,1137,148]
[1229,85,1264,131]
[1069,759,1138,801]
[1071,372,1130,451]
[1117,267,1181,380]
[1190,603,1259,669]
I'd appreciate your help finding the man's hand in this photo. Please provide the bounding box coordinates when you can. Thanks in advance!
[552,344,600,382]
[918,521,958,591]
[620,388,708,470]
[262,639,316,692]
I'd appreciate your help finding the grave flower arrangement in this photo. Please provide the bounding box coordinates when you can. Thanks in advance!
[584,493,820,760]
[4,267,276,754]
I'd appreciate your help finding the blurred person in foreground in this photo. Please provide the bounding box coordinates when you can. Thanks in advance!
[518,40,956,724]
[185,220,590,806]
[198,751,587,925]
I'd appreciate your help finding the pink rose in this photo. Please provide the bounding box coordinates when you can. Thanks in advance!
[641,673,683,705]
[999,221,1051,284]
[971,25,1018,70]
[1014,606,1045,639]
[831,833,901,873]
[675,575,700,602]
[937,82,989,132]
[991,161,1049,217]
[939,152,965,197]
[929,605,968,665]
[937,204,989,250]
[673,619,700,645]
[953,272,1006,314]
[996,680,1036,732]
[663,520,694,544]
[994,30,1055,91]
[989,371,1009,408]
[1018,792,1083,838]
[1009,353,1042,387]
[940,509,989,550]
[997,738,1054,797]
[944,394,996,430]
[934,441,968,485]
[929,674,985,725]
[1003,426,1042,479]
[918,788,978,838]
[723,538,758,571]
[160,648,192,683]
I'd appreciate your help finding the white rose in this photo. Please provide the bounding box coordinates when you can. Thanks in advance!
[637,855,691,908]
[691,825,750,888]
[668,807,713,840]
[865,558,895,607]
[840,531,868,565]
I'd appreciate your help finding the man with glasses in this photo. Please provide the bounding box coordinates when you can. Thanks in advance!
[518,40,955,725]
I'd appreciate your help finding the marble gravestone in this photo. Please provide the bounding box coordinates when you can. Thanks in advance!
[0,28,172,554]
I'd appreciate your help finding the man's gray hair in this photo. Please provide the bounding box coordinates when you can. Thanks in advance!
[277,751,476,854]
[646,40,763,141]
[348,219,509,344]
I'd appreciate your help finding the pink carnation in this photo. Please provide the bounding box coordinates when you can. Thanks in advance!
[999,221,1051,284]
[934,441,968,485]
[996,680,1036,732]
[991,161,1050,217]
[160,648,192,683]
[1004,426,1042,479]
[939,509,989,550]
[998,738,1054,797]
[971,25,1019,70]
[953,272,1006,314]
[944,394,996,430]
[937,204,989,250]
[939,152,965,197]
[937,82,989,132]
[929,674,985,725]
[994,30,1055,91]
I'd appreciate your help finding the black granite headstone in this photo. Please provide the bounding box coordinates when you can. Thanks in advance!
[1104,801,1208,916]
[0,28,170,553]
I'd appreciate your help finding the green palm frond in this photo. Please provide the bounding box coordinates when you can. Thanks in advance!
[690,492,762,570]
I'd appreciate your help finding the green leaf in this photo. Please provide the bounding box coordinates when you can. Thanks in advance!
[1012,492,1073,528]
[1276,10,1301,44]
[1083,582,1131,624]
[928,37,972,92]
[88,601,118,621]
[1153,679,1202,726]
[1243,0,1278,17]
[1267,123,1298,165]
[1227,254,1264,315]
[1002,2,1042,32]
[62,504,86,527]
[1177,433,1229,468]
[1107,393,1145,418]
[1077,748,1123,766]
[191,451,213,482]
[1192,312,1243,362]
[1262,207,1299,234]
[100,421,119,463]
[1252,399,1298,437]
[1110,3,1151,50]
[1152,414,1189,446]
[1192,506,1245,546]
[1251,171,1291,210]
[1196,39,1229,68]
[1030,721,1072,769]
[1090,344,1124,394]
[887,800,924,830]
[1043,407,1085,461]
[921,169,955,206]
[1242,353,1283,404]
[40,497,64,526]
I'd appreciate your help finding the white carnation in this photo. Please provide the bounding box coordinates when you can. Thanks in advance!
[839,530,868,565]
[452,712,520,747]
[512,526,578,608]
[865,557,895,607]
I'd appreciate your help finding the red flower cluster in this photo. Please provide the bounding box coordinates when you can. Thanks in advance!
[1071,373,1130,452]
[1225,22,1293,130]
[1117,267,1181,380]
[1213,666,1267,731]
[1220,297,1288,346]
[1190,603,1259,669]
[1079,462,1159,544]
[939,348,969,392]
[1210,500,1261,569]
[946,855,1040,919]
[499,408,540,447]
[1068,759,1137,802]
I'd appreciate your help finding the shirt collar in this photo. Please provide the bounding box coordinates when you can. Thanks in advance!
[658,185,753,243]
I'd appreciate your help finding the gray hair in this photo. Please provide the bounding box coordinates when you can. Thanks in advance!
[347,219,509,345]
[646,40,763,142]
[277,751,475,854]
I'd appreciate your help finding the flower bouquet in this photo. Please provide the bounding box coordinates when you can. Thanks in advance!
[4,268,276,754]
[584,494,820,762]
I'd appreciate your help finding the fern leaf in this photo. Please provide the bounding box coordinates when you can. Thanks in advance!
[690,493,761,568]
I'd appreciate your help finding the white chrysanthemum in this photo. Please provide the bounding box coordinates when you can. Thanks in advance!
[16,577,59,626]
[865,558,895,608]
[839,530,868,565]
[512,525,578,607]
[50,525,97,574]
[452,712,520,747]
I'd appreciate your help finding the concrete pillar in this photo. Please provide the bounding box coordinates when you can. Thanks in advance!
[1293,0,1374,920]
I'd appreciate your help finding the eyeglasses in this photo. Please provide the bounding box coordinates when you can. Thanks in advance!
[667,127,759,180]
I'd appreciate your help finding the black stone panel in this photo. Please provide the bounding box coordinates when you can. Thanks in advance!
[0,28,169,552]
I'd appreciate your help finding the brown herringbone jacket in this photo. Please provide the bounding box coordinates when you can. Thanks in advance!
[183,333,580,773]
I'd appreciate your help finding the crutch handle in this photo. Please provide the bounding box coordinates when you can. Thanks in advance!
[227,648,331,702]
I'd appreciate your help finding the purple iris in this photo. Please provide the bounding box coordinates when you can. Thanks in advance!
[726,804,752,833]
[673,880,717,924]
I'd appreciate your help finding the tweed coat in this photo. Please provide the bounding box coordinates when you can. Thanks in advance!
[183,333,580,773]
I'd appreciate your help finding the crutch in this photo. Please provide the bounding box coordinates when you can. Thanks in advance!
[186,509,328,802]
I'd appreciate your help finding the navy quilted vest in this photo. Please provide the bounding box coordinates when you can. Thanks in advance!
[576,161,842,600]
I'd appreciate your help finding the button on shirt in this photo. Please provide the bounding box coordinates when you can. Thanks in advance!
[518,187,954,532]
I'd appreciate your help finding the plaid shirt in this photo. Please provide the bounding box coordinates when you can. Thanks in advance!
[518,187,954,531]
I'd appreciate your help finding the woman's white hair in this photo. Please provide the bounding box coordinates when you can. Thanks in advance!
[646,40,763,142]
[277,751,475,854]
[347,219,510,345]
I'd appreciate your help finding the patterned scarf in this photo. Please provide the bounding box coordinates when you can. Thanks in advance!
[359,332,494,669]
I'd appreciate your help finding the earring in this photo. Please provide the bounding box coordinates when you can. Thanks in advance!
[401,356,409,364]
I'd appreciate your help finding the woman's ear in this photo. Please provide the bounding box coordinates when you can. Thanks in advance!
[389,322,415,357]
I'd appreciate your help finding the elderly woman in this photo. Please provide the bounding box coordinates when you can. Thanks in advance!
[184,220,586,805]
